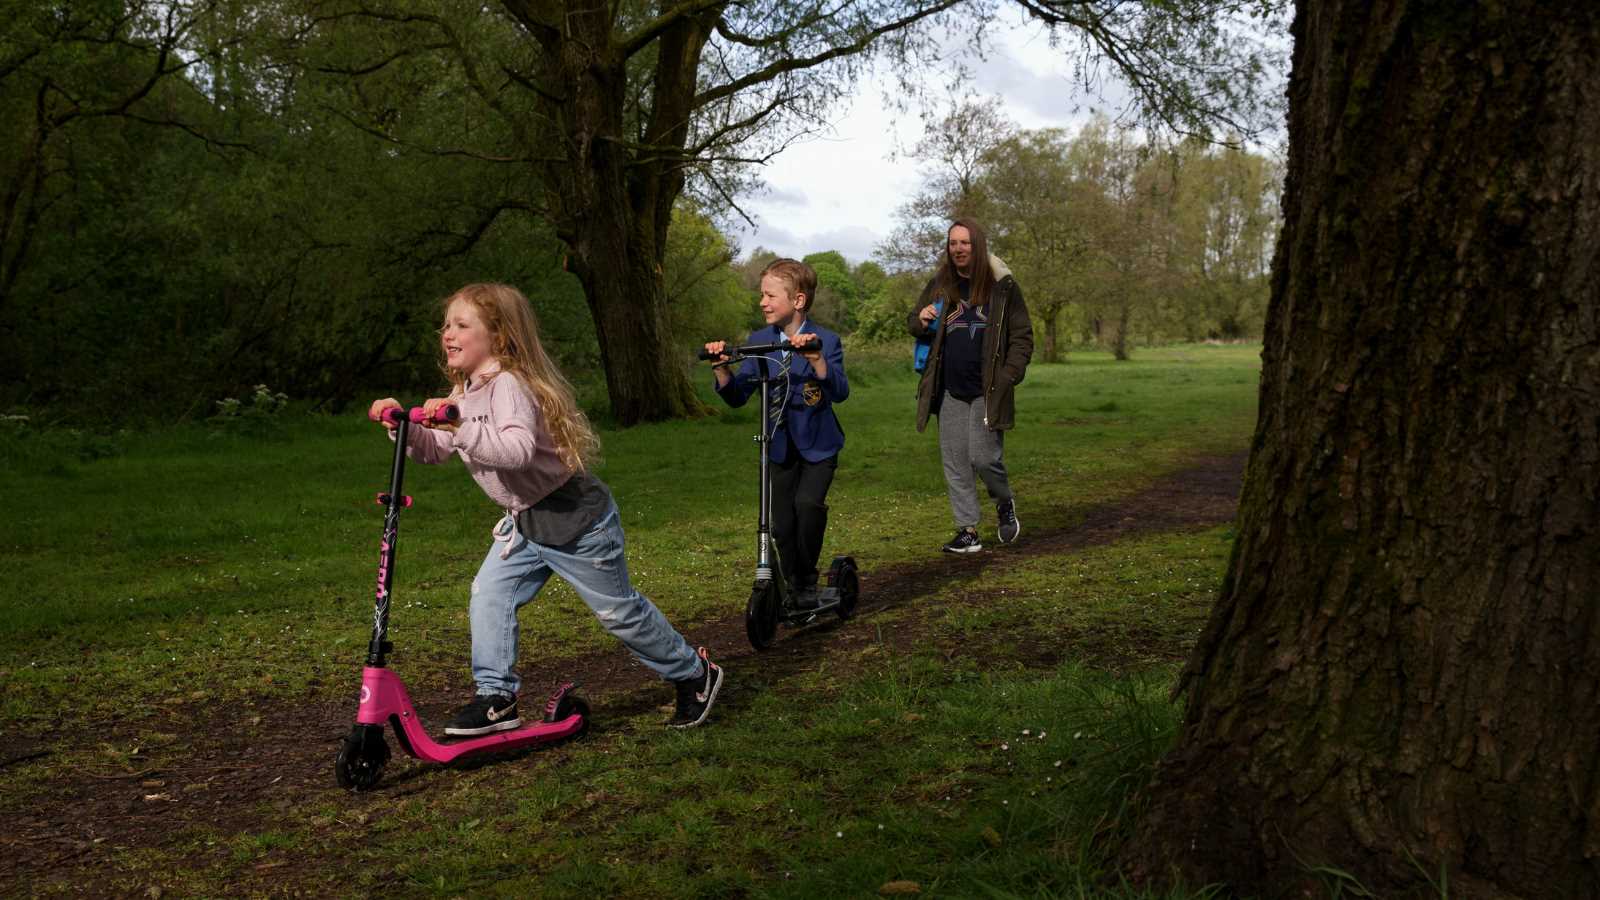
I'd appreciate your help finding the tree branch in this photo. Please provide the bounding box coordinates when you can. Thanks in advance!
[692,0,964,110]
[619,0,729,59]
[711,0,852,48]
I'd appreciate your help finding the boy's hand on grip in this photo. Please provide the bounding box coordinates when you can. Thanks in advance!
[369,398,402,429]
[790,332,822,360]
[702,341,731,366]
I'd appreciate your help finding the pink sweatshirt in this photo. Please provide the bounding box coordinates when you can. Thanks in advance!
[402,363,575,512]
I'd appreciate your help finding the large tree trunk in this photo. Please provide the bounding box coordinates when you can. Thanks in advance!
[1122,1,1600,896]
[565,197,706,425]
[524,0,713,425]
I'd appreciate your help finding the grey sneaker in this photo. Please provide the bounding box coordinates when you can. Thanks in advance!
[668,647,724,729]
[444,693,520,736]
[997,498,1020,544]
[942,527,982,554]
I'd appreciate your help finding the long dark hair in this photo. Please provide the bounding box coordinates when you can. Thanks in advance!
[932,217,996,307]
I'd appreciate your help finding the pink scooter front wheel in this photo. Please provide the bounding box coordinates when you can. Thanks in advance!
[335,724,390,790]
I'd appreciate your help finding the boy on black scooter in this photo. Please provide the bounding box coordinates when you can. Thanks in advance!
[703,258,849,607]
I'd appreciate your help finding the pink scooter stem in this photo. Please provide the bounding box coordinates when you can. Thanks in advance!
[356,667,583,763]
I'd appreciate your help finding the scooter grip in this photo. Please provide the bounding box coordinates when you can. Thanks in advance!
[376,406,407,424]
[409,404,459,425]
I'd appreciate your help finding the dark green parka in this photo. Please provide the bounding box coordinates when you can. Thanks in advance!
[907,255,1034,432]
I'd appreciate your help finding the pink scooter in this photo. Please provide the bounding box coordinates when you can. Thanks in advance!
[334,404,590,791]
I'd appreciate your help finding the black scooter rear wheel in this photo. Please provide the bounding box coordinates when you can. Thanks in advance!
[829,558,860,620]
[335,724,390,791]
[746,581,780,650]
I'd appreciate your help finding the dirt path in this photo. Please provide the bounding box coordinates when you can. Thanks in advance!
[0,453,1244,894]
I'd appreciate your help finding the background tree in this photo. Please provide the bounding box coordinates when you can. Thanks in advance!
[802,249,862,331]
[0,0,755,420]
[980,127,1093,362]
[876,113,1279,355]
[304,0,971,424]
[876,98,1015,271]
[1122,1,1600,894]
[1164,138,1280,340]
[661,201,756,352]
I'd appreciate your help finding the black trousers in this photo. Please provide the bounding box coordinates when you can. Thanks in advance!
[770,452,837,588]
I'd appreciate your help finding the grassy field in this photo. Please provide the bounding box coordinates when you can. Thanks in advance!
[0,344,1260,897]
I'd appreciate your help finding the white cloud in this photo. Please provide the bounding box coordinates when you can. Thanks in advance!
[729,14,1106,266]
[726,11,1284,266]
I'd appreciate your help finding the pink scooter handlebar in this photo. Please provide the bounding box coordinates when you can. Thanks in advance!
[409,405,460,425]
[370,404,459,425]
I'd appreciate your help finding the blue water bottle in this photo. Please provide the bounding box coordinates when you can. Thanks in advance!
[912,299,944,373]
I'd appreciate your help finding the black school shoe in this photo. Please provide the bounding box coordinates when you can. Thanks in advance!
[444,693,521,736]
[997,498,1020,544]
[942,527,982,554]
[790,582,821,609]
[668,647,724,729]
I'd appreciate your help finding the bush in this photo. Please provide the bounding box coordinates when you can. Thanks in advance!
[0,413,127,474]
[210,385,290,437]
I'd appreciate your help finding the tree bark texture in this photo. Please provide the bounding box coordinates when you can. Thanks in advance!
[519,0,714,425]
[1124,1,1600,896]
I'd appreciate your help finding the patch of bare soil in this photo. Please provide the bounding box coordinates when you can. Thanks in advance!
[0,454,1244,896]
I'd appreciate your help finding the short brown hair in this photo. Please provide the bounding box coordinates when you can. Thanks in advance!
[760,258,817,310]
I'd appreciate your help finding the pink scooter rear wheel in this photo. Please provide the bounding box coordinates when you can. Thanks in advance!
[549,695,591,738]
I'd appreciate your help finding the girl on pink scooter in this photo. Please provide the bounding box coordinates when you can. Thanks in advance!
[369,282,724,733]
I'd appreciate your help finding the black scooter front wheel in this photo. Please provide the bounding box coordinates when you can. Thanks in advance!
[335,724,390,791]
[746,580,780,650]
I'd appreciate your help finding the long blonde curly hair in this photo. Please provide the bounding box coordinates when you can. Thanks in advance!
[439,283,600,471]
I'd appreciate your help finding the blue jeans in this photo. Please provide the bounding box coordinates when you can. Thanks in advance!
[468,502,702,695]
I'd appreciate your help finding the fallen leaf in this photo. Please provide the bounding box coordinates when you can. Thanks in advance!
[980,826,1003,848]
[878,881,921,895]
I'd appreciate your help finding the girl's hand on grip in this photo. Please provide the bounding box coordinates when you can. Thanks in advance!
[421,397,459,432]
[369,398,402,429]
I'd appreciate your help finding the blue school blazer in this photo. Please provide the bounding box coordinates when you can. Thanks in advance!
[714,321,848,464]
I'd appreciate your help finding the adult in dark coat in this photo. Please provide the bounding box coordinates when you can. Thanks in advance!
[906,218,1033,553]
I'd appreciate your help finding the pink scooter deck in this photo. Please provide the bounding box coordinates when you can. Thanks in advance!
[356,667,583,764]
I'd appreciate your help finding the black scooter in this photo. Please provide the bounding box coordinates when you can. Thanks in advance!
[700,339,860,650]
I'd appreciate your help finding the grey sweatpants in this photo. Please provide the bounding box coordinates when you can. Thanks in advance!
[937,392,1013,529]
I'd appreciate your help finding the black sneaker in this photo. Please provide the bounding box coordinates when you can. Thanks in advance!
[997,498,1020,544]
[444,693,520,736]
[942,527,982,554]
[668,647,724,729]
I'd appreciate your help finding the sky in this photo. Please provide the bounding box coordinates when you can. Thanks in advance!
[726,11,1129,266]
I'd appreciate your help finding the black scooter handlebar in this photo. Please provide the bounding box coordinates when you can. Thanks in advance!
[698,341,791,361]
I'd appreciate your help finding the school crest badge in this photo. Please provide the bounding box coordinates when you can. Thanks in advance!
[802,381,823,407]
